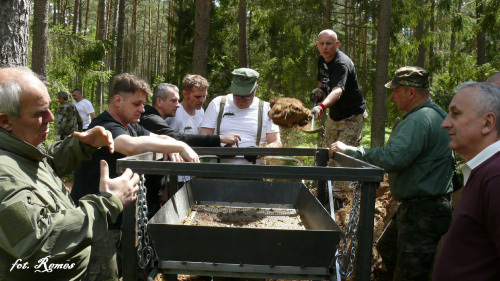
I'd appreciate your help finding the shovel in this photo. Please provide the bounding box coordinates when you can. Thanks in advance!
[300,89,325,134]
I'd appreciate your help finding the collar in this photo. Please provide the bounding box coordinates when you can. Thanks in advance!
[144,104,161,116]
[403,98,432,119]
[0,128,50,161]
[460,140,500,184]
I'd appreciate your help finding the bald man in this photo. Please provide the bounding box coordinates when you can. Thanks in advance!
[486,72,500,86]
[311,29,367,201]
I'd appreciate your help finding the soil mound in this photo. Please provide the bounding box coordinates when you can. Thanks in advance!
[268,97,312,128]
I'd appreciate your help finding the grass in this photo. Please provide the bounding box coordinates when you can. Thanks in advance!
[360,124,392,148]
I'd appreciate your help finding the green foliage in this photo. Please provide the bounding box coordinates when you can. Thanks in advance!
[46,25,113,108]
[35,0,500,150]
[164,0,195,87]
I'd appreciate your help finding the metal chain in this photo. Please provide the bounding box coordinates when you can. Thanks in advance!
[137,174,153,269]
[335,181,361,279]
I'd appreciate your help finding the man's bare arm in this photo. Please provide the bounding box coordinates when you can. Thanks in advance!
[265,132,282,148]
[321,86,343,108]
[199,127,215,135]
[113,134,199,162]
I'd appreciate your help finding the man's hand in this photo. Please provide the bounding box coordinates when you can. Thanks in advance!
[329,141,348,158]
[310,87,325,101]
[164,152,183,162]
[99,160,140,207]
[73,126,114,153]
[179,143,200,162]
[311,103,326,119]
[220,133,241,147]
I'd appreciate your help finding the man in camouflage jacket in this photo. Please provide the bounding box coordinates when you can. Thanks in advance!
[55,91,83,140]
[0,67,140,281]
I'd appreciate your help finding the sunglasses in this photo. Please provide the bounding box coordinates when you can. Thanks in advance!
[233,94,254,100]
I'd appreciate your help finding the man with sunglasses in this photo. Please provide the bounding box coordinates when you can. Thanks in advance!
[200,68,281,163]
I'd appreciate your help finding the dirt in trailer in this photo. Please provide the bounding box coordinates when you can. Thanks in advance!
[152,175,399,281]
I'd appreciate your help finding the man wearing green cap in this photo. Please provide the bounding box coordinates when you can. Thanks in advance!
[330,66,454,280]
[200,68,281,163]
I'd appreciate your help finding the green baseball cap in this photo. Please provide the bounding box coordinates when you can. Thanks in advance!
[230,68,260,96]
[385,66,430,89]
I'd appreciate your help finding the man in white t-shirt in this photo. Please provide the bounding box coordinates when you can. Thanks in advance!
[167,74,209,135]
[200,68,281,163]
[71,89,96,130]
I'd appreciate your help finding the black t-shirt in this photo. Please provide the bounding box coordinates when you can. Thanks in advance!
[71,110,150,203]
[140,105,221,147]
[317,50,366,121]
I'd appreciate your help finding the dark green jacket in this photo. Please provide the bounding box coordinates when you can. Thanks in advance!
[0,129,122,281]
[345,99,453,201]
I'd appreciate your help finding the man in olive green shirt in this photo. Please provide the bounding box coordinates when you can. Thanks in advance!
[330,66,454,280]
[0,67,140,281]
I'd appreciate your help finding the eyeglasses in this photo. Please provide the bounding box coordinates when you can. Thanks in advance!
[233,94,254,100]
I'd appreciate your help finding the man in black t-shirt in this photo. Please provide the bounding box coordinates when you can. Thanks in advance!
[312,29,366,148]
[72,73,199,281]
[311,29,367,200]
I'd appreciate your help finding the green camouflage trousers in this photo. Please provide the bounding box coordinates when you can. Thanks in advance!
[83,229,120,281]
[323,112,365,149]
[376,196,452,281]
[324,113,365,199]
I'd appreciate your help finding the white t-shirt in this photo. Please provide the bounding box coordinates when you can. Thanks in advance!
[74,99,95,129]
[165,105,204,183]
[201,94,280,148]
[166,105,204,134]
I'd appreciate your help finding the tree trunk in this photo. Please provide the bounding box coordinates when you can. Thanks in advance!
[0,0,31,67]
[449,0,462,72]
[147,0,152,82]
[141,6,146,77]
[115,0,126,75]
[78,0,83,31]
[153,0,161,78]
[416,0,425,68]
[428,0,435,76]
[53,0,58,25]
[61,0,67,26]
[476,0,486,66]
[344,0,349,55]
[32,0,49,77]
[97,0,107,113]
[371,0,392,148]
[84,0,90,36]
[157,1,166,75]
[362,0,369,90]
[237,0,248,68]
[322,0,332,29]
[72,0,80,33]
[109,0,119,74]
[166,1,174,73]
[131,0,138,73]
[105,0,113,40]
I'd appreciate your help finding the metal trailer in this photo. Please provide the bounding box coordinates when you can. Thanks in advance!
[117,147,384,281]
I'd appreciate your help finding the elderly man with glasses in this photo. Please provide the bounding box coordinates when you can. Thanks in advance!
[200,68,281,163]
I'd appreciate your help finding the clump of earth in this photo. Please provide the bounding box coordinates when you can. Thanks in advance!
[268,97,312,128]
